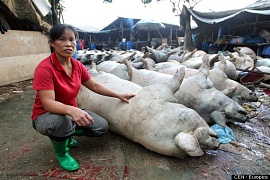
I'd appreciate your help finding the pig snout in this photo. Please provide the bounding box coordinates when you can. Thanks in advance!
[233,107,247,122]
[225,104,247,123]
[199,136,220,151]
[232,110,247,123]
[249,92,258,102]
[193,127,220,151]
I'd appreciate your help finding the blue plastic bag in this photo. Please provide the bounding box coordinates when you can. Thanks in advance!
[211,124,236,144]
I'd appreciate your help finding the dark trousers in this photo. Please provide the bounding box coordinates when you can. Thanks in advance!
[32,109,108,139]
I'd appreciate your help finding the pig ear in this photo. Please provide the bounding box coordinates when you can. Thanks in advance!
[175,132,204,156]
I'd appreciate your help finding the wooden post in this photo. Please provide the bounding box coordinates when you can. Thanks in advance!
[157,31,163,38]
[120,20,123,40]
[170,27,172,45]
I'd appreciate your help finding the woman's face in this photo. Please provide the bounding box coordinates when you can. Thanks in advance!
[51,28,76,59]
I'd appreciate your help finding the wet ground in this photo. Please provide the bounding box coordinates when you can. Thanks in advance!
[0,79,269,180]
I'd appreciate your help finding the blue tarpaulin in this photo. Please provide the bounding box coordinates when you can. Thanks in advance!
[262,45,270,56]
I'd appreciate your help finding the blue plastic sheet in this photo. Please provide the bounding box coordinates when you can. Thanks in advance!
[262,45,270,56]
[211,124,236,144]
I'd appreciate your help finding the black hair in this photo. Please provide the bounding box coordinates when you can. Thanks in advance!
[49,24,78,52]
[49,23,79,41]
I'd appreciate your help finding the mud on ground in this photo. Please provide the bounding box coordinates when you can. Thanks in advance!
[0,80,33,103]
[0,79,269,179]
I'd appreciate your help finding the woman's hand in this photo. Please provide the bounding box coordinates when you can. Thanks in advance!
[37,90,94,126]
[83,78,136,103]
[69,107,94,126]
[117,93,136,103]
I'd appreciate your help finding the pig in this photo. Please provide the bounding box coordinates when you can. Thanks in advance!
[191,50,207,58]
[96,61,130,80]
[133,54,256,105]
[209,54,258,104]
[138,55,253,105]
[174,54,247,128]
[181,56,204,69]
[155,44,173,54]
[77,50,92,64]
[167,52,184,63]
[213,58,239,81]
[226,50,254,70]
[144,46,176,63]
[82,50,107,64]
[233,47,254,69]
[100,51,136,63]
[130,52,155,69]
[153,60,182,71]
[235,46,257,62]
[77,64,219,158]
[181,49,197,61]
[125,60,174,87]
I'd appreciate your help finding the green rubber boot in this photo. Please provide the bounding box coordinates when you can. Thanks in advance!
[50,139,79,171]
[74,128,84,136]
[67,128,84,148]
[67,137,79,148]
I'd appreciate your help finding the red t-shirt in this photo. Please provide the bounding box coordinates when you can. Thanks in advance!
[31,52,91,120]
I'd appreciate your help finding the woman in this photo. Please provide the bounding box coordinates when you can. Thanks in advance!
[31,24,135,171]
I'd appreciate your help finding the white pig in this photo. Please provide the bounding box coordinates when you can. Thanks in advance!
[174,55,247,127]
[77,64,219,158]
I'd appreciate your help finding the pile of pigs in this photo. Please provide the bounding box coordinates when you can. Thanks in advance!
[76,45,270,158]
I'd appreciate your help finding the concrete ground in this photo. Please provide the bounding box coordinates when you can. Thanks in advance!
[0,80,269,180]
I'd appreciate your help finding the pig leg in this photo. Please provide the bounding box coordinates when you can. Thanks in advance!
[199,54,210,77]
[164,51,177,61]
[181,50,188,62]
[169,67,186,93]
[132,52,152,63]
[231,96,242,105]
[209,54,219,67]
[141,58,153,70]
[175,132,204,156]
[210,111,226,128]
[221,87,236,96]
[123,59,133,81]
[189,48,198,57]
[117,52,136,63]
[215,54,227,71]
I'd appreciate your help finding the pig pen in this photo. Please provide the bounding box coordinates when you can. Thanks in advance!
[0,79,269,180]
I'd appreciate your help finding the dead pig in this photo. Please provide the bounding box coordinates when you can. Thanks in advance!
[209,54,258,104]
[174,55,247,128]
[77,65,219,158]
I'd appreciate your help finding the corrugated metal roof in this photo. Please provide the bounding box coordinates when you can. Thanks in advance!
[73,25,101,33]
[73,16,180,34]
